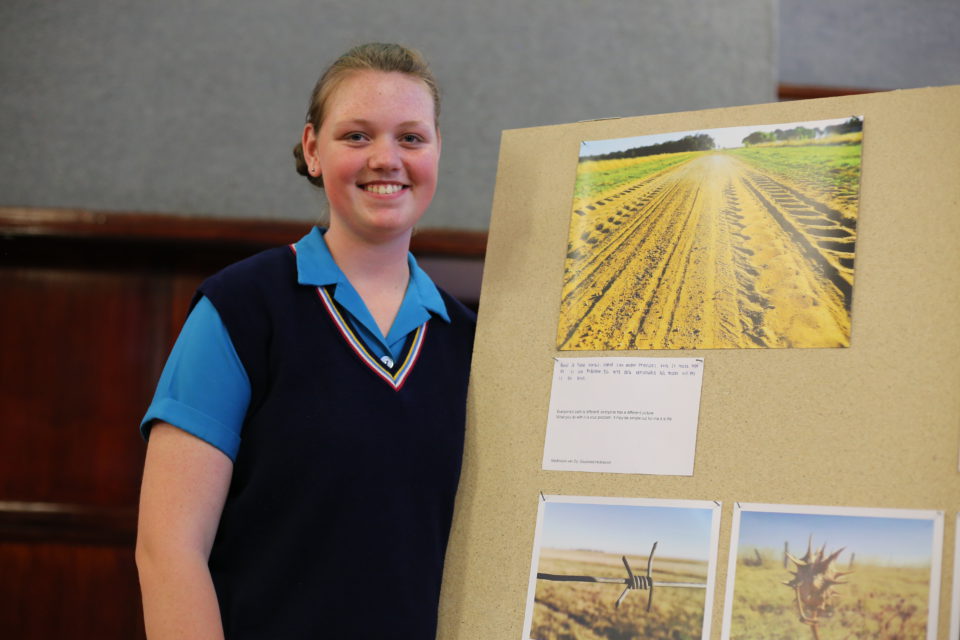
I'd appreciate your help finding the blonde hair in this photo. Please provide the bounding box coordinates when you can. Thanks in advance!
[293,43,441,188]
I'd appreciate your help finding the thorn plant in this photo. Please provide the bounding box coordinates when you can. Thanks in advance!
[784,537,853,640]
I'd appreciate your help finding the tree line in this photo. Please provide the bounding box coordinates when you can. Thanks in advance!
[741,116,863,146]
[584,133,716,161]
[581,116,863,160]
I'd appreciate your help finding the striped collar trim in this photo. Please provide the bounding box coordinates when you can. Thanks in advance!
[315,286,426,391]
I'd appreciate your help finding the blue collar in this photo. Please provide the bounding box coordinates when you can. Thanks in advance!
[292,227,450,348]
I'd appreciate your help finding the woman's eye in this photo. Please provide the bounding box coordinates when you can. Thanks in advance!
[401,134,424,144]
[345,132,367,142]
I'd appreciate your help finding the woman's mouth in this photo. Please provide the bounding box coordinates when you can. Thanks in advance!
[361,183,406,195]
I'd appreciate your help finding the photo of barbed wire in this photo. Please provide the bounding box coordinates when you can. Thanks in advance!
[523,496,720,640]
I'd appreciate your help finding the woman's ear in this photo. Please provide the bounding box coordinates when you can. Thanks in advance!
[302,123,320,177]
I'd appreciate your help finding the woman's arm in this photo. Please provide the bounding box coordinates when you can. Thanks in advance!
[136,422,233,639]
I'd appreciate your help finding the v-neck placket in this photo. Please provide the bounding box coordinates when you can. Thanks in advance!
[289,227,449,389]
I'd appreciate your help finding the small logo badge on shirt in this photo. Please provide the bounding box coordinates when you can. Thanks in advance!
[380,355,395,368]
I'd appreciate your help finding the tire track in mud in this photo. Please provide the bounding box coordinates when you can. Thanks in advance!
[738,170,856,309]
[558,153,856,349]
[559,165,692,341]
[565,171,678,281]
[628,183,706,345]
[719,180,771,347]
[559,161,707,349]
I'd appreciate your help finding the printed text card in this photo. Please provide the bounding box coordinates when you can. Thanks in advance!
[543,357,704,475]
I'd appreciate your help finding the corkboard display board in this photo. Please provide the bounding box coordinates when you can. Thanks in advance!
[438,86,960,639]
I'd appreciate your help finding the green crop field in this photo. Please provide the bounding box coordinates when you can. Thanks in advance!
[729,552,930,640]
[573,151,700,201]
[727,137,863,221]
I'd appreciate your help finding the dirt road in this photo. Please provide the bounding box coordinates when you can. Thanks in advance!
[557,152,856,350]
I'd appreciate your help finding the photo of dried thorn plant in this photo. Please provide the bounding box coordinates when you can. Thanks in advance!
[949,513,960,640]
[724,506,942,640]
[558,117,863,350]
[524,497,719,640]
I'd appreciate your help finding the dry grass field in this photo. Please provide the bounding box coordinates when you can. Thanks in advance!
[529,548,709,640]
[558,136,862,350]
[729,550,930,640]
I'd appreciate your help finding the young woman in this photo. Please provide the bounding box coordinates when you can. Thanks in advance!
[135,43,475,639]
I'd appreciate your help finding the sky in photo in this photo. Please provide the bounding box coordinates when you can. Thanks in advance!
[539,500,716,561]
[579,117,857,157]
[737,508,936,567]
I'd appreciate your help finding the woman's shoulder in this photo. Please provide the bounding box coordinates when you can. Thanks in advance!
[204,245,297,291]
[195,245,300,330]
[436,288,477,326]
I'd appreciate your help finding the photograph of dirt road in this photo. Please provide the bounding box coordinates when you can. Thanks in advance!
[723,504,942,640]
[523,496,719,640]
[558,117,863,350]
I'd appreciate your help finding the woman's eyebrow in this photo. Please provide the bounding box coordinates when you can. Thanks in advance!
[335,118,431,129]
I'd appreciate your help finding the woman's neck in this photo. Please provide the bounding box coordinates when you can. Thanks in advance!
[323,224,412,338]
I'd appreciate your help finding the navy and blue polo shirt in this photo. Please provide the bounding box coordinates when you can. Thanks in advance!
[140,226,476,638]
[140,226,450,460]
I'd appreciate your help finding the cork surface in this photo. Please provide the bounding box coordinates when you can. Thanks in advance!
[438,86,960,639]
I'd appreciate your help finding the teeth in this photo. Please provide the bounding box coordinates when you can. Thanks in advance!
[364,184,404,195]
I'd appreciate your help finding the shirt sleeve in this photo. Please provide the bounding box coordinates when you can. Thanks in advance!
[140,295,251,461]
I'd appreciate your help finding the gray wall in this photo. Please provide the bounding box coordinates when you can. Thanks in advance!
[780,0,960,90]
[0,0,776,230]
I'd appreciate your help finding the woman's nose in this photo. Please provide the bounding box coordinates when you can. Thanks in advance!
[368,139,401,170]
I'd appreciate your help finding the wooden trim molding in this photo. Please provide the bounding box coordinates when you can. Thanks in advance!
[778,83,882,101]
[0,501,137,545]
[0,206,487,259]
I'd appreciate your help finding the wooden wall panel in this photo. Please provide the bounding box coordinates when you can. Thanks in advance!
[0,542,145,640]
[0,268,166,506]
[0,207,486,638]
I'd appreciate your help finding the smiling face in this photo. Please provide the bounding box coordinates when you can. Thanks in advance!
[302,70,440,246]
